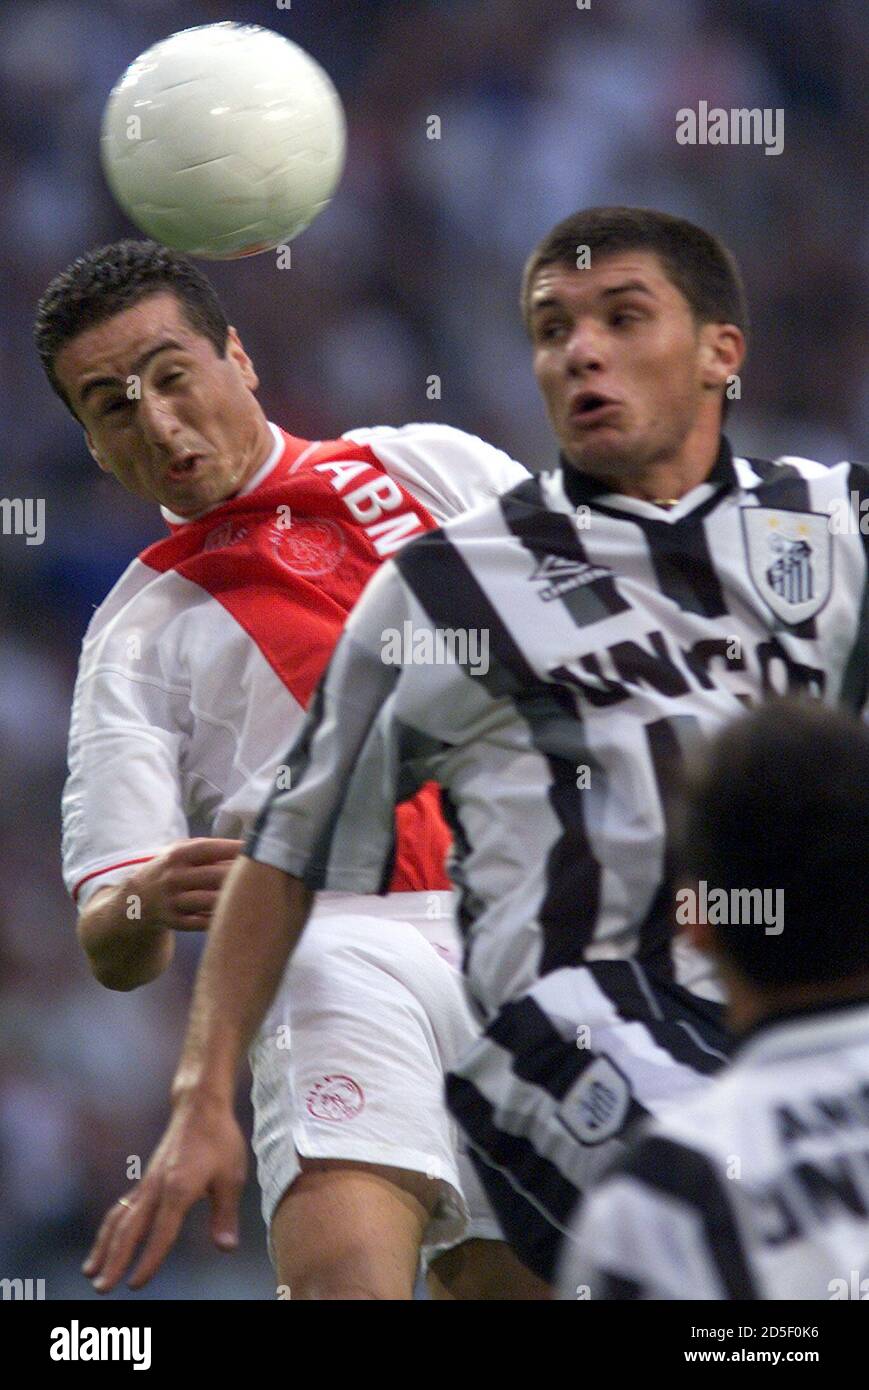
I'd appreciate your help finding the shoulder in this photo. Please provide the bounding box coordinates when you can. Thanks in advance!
[738,451,862,490]
[387,474,542,597]
[771,454,833,478]
[616,1122,724,1197]
[413,471,541,542]
[341,422,530,519]
[77,554,198,674]
[612,1067,747,1199]
[342,420,511,458]
[773,455,867,494]
[80,556,157,646]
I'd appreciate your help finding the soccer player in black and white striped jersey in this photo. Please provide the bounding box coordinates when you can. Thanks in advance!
[560,700,869,1301]
[91,207,868,1292]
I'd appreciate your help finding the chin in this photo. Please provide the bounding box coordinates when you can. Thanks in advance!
[569,436,632,475]
[162,488,208,517]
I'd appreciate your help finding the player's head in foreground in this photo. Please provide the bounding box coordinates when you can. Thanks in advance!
[522,206,748,495]
[34,239,273,517]
[677,699,869,1032]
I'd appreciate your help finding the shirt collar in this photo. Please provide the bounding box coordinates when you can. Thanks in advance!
[733,992,869,1062]
[159,421,285,527]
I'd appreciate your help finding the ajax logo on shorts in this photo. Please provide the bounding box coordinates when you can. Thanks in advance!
[305,1075,366,1122]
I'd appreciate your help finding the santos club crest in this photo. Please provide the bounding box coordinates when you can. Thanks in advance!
[741,508,832,625]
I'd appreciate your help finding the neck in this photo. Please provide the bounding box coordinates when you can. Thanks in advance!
[722,963,869,1035]
[563,413,725,503]
[227,414,277,498]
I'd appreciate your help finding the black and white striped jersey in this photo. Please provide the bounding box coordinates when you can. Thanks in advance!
[247,438,869,1020]
[559,999,869,1301]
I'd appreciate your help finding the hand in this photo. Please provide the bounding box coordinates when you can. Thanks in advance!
[83,1097,247,1292]
[130,838,244,932]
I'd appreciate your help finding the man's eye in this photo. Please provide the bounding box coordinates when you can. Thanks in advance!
[103,399,129,415]
[539,323,566,341]
[612,311,641,326]
[160,372,184,386]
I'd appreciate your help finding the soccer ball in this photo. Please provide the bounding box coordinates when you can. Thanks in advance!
[100,22,346,260]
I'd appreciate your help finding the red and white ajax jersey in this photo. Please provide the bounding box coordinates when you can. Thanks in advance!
[63,421,527,907]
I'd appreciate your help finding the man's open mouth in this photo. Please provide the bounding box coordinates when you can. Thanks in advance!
[167,454,202,479]
[571,393,620,423]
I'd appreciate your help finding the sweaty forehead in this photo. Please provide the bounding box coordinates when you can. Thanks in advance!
[528,252,675,311]
[57,292,197,382]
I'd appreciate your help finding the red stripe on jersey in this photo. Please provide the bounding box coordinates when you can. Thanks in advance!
[73,855,156,903]
[139,430,451,893]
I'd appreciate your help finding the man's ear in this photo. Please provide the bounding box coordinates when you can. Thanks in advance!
[226,325,260,392]
[698,322,745,393]
[86,432,111,473]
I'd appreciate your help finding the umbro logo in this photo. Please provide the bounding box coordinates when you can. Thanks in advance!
[530,554,612,602]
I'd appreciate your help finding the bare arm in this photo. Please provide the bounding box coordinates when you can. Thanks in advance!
[78,883,175,991]
[77,838,244,992]
[84,857,313,1291]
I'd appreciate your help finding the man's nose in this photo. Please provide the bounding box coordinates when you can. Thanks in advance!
[564,320,606,375]
[138,389,182,450]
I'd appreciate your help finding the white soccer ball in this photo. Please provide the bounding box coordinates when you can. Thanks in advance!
[100,22,346,260]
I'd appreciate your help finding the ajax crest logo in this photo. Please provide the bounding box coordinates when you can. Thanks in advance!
[202,521,250,551]
[269,517,346,577]
[305,1075,365,1122]
[741,508,832,625]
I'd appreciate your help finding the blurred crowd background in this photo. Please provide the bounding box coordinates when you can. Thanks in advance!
[0,0,865,1298]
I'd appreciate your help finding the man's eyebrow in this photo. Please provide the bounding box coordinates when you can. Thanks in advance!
[528,296,562,317]
[79,339,186,404]
[600,280,657,299]
[529,281,657,318]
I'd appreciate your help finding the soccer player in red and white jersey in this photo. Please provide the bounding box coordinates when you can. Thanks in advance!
[36,240,545,1298]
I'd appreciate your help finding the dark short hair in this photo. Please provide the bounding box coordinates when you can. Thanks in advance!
[521,205,749,341]
[34,239,229,418]
[679,699,869,987]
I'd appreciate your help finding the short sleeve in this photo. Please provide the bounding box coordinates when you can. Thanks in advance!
[63,660,188,907]
[342,422,529,524]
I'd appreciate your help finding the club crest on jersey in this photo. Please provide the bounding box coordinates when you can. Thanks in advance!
[529,554,612,602]
[268,516,346,577]
[741,508,832,625]
[557,1055,632,1145]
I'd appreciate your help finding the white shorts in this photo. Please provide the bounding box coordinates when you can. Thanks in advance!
[248,891,502,1266]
